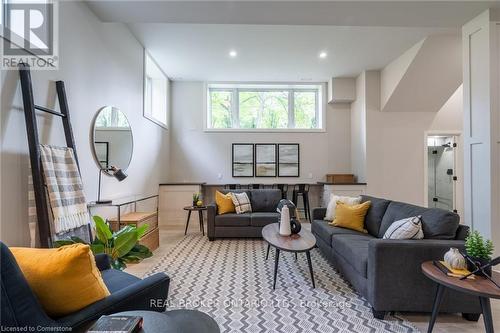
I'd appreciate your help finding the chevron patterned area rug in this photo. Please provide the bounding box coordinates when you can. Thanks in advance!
[146,234,419,333]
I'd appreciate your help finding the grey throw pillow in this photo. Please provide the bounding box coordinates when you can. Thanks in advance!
[383,216,424,240]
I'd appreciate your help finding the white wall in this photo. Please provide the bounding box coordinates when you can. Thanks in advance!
[380,39,424,110]
[350,73,367,182]
[365,70,464,209]
[0,2,170,246]
[168,81,351,184]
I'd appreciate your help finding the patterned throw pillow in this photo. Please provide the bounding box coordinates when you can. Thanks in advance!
[230,192,252,214]
[383,216,424,240]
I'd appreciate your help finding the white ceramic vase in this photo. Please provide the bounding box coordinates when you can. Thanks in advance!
[279,205,291,236]
[444,247,466,270]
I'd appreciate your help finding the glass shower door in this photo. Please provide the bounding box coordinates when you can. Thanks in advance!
[427,136,456,212]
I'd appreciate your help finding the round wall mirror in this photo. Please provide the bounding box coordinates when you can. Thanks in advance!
[92,106,133,174]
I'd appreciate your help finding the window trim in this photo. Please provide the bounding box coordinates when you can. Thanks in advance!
[143,49,169,130]
[204,82,326,133]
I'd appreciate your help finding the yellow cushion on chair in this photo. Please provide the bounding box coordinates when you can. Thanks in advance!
[330,201,371,233]
[10,243,110,317]
[215,190,236,214]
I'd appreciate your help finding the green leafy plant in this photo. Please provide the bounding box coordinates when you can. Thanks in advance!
[54,215,153,270]
[465,230,494,260]
[192,193,200,202]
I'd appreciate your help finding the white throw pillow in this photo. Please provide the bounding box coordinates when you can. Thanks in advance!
[383,216,424,240]
[230,192,252,214]
[324,194,361,221]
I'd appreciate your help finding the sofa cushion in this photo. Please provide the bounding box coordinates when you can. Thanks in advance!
[379,201,459,239]
[311,220,366,246]
[361,195,391,237]
[250,212,280,227]
[250,189,282,212]
[215,213,251,227]
[331,234,374,278]
[101,269,141,293]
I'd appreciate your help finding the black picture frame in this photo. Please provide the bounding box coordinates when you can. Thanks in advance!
[255,144,277,177]
[232,143,254,177]
[278,143,300,177]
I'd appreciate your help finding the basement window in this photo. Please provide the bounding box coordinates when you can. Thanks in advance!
[144,51,169,129]
[206,83,324,131]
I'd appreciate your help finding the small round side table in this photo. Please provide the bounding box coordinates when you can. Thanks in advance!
[183,206,207,236]
[421,261,500,333]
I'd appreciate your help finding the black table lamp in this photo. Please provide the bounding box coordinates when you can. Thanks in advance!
[96,166,128,204]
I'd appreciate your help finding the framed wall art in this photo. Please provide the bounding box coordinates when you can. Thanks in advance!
[255,144,277,177]
[278,144,300,177]
[232,143,254,177]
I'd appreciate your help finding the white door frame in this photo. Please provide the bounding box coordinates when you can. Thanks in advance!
[423,131,463,216]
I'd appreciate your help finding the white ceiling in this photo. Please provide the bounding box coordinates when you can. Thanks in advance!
[129,24,456,81]
[87,1,498,27]
[86,1,498,81]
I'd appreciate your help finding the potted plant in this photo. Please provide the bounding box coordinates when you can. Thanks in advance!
[465,230,494,276]
[192,193,202,207]
[54,215,153,270]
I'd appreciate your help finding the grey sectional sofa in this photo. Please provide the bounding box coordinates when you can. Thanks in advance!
[207,189,281,240]
[312,195,482,319]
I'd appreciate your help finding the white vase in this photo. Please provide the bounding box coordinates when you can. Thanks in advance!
[444,247,466,270]
[279,206,291,236]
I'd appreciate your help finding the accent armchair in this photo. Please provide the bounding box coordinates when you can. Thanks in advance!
[0,242,170,331]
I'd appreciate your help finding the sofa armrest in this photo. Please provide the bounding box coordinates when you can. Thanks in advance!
[207,203,217,240]
[60,272,170,330]
[312,207,326,220]
[94,254,111,271]
[367,239,479,313]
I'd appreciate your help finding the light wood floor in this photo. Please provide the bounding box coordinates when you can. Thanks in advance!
[125,223,500,333]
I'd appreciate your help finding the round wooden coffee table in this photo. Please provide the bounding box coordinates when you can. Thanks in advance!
[262,223,317,289]
[422,261,500,333]
[183,206,207,236]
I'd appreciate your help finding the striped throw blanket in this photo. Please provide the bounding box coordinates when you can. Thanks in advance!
[29,145,90,237]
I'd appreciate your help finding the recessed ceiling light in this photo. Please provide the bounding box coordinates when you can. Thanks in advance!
[319,51,327,59]
[229,50,237,58]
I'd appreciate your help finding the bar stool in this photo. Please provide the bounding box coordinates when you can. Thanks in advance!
[292,184,311,222]
[224,184,241,190]
[249,184,262,189]
[273,184,289,199]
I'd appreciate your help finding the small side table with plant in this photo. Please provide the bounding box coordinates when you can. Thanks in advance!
[422,230,500,333]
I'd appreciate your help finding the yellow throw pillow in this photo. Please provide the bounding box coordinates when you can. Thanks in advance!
[11,244,110,317]
[215,190,236,214]
[330,201,371,233]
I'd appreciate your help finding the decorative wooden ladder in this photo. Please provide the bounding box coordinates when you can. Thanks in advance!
[18,63,80,248]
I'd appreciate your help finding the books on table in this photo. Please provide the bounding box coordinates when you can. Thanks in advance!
[87,315,143,333]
